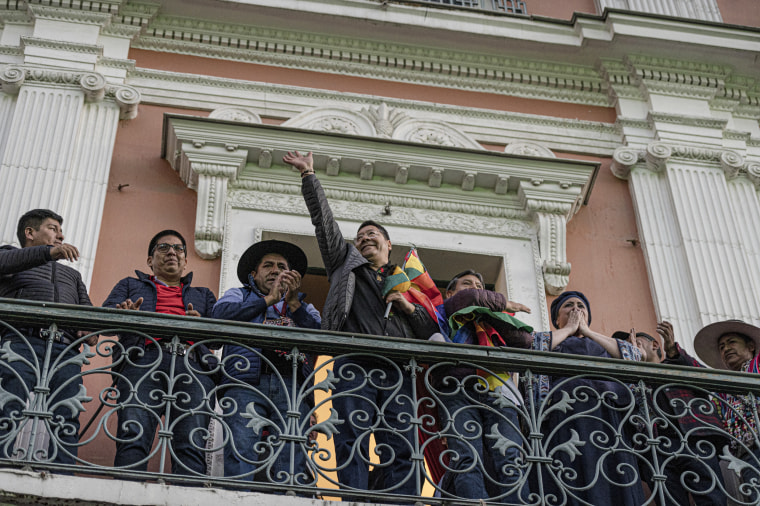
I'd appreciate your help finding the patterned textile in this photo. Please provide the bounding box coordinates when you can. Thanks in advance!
[719,356,760,454]
[531,331,641,407]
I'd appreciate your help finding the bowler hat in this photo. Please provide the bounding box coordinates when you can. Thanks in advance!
[237,240,308,285]
[693,320,760,370]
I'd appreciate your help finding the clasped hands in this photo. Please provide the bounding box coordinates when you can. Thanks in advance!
[264,270,303,310]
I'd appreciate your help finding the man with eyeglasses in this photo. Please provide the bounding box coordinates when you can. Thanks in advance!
[103,229,217,476]
[0,209,96,465]
[284,150,440,497]
[615,323,727,506]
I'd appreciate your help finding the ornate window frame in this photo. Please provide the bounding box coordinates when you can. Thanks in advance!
[162,110,599,331]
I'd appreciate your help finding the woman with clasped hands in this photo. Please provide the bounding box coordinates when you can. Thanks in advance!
[530,291,645,506]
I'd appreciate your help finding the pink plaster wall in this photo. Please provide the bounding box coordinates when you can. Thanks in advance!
[526,0,597,19]
[83,104,220,468]
[717,0,760,27]
[551,153,658,337]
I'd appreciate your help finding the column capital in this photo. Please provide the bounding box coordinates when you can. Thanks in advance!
[0,65,141,119]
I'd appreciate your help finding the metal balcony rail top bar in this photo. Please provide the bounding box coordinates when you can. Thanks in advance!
[1,297,760,506]
[0,297,757,394]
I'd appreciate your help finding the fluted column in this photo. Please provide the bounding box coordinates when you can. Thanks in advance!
[0,65,140,286]
[613,142,760,355]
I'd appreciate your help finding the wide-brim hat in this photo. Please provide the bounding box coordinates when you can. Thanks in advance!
[236,240,308,285]
[693,320,760,370]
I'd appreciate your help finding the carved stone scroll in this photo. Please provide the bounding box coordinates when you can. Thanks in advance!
[180,148,248,259]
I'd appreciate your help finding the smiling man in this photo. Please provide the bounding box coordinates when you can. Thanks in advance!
[284,150,439,497]
[0,209,95,465]
[102,229,217,476]
[212,239,320,484]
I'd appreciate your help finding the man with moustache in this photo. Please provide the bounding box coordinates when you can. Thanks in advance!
[212,239,320,484]
[284,150,439,497]
[103,230,217,476]
[0,209,96,465]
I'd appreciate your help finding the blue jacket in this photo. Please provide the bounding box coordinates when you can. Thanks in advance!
[212,274,321,385]
[102,270,218,369]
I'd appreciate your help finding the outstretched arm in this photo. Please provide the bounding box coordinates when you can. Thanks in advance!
[288,151,352,278]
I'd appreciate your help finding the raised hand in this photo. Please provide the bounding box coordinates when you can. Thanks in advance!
[186,302,201,317]
[283,151,314,175]
[50,244,80,262]
[657,320,678,358]
[280,270,303,310]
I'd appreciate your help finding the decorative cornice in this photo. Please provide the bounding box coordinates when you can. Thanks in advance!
[134,68,621,155]
[130,14,611,106]
[626,54,731,83]
[20,36,103,56]
[101,23,143,38]
[0,10,33,25]
[137,36,611,106]
[723,130,752,142]
[28,4,114,25]
[97,57,136,72]
[648,112,728,130]
[641,80,721,100]
[116,1,160,25]
[0,46,23,57]
[231,178,527,221]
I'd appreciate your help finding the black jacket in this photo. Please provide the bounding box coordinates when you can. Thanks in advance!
[102,270,218,369]
[0,244,91,306]
[301,174,436,339]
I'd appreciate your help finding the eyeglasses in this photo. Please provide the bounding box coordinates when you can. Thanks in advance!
[355,230,381,242]
[153,243,186,255]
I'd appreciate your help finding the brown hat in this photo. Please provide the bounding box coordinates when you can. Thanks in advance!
[693,320,760,370]
[236,240,308,285]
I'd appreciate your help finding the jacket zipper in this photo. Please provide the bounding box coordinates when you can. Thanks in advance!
[51,262,59,302]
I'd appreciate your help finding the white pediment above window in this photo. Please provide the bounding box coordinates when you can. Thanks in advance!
[283,103,483,149]
[163,113,599,299]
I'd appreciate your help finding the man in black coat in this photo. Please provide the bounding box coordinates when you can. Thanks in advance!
[284,150,439,497]
[0,209,96,465]
[103,229,217,476]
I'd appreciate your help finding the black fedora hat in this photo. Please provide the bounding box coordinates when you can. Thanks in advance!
[237,240,308,285]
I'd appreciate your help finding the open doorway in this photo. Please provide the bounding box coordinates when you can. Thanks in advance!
[263,230,509,314]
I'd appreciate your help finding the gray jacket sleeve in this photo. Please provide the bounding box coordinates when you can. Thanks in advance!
[301,174,350,279]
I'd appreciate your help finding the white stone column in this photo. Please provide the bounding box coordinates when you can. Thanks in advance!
[0,66,140,286]
[612,143,760,354]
